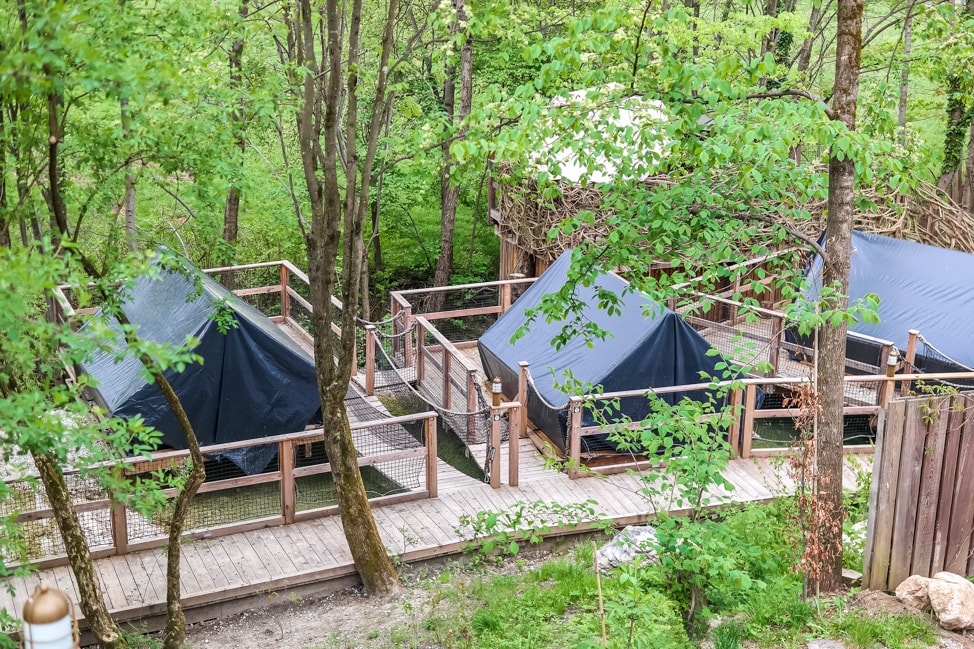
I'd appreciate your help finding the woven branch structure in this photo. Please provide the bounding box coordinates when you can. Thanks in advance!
[495,168,974,264]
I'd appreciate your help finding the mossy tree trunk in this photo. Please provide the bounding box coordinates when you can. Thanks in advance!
[286,0,403,594]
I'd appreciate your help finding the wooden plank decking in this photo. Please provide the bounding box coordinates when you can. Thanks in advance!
[0,436,871,630]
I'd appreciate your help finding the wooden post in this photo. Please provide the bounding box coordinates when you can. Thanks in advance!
[500,283,512,314]
[879,344,897,408]
[741,383,757,459]
[110,474,129,556]
[729,278,741,322]
[425,414,438,498]
[767,315,783,376]
[365,325,376,395]
[518,362,529,442]
[280,439,296,524]
[727,387,742,459]
[489,406,502,489]
[568,397,583,479]
[466,368,478,445]
[279,263,290,320]
[508,403,520,487]
[403,305,414,368]
[442,352,452,410]
[900,329,919,396]
[390,299,402,360]
[417,322,426,384]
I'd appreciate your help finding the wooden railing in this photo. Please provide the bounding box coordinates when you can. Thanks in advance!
[558,372,974,477]
[5,411,438,569]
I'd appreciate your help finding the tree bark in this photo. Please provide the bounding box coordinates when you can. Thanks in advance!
[46,66,69,245]
[936,0,974,193]
[432,0,472,300]
[897,8,913,144]
[121,97,137,252]
[813,0,862,596]
[795,0,825,73]
[223,0,248,268]
[290,0,401,594]
[32,451,128,648]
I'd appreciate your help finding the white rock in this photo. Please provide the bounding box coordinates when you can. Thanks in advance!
[928,572,974,631]
[895,575,932,611]
[597,525,659,572]
[807,639,846,649]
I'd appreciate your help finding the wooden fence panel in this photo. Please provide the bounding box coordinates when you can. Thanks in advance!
[864,393,974,591]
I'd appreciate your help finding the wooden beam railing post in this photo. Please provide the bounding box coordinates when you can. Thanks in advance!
[767,315,783,376]
[279,263,290,320]
[403,305,414,368]
[518,362,529,445]
[500,283,512,314]
[508,403,520,487]
[727,387,743,459]
[741,384,757,459]
[280,438,296,525]
[568,397,583,479]
[879,344,896,408]
[489,405,502,489]
[425,414,438,498]
[364,325,376,395]
[466,368,478,445]
[416,321,426,385]
[110,470,129,556]
[900,329,919,396]
[442,351,452,410]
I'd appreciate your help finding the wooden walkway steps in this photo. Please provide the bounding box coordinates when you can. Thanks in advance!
[0,438,871,632]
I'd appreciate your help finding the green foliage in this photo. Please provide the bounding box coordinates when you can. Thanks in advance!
[455,499,603,556]
[826,610,936,649]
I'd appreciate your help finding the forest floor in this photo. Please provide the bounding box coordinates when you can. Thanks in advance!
[179,543,974,649]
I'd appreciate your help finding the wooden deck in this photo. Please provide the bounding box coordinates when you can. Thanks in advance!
[0,436,871,632]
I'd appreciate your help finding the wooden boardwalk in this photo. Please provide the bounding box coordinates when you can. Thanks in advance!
[0,436,871,630]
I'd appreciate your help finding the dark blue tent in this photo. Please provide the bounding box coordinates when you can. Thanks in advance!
[799,231,974,373]
[478,251,731,453]
[79,257,321,474]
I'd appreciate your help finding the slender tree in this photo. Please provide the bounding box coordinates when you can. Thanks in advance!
[284,0,402,593]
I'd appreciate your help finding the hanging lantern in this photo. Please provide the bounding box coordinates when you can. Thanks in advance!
[21,583,78,649]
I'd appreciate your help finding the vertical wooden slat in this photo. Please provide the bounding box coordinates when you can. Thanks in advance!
[888,399,927,588]
[416,323,426,384]
[425,415,437,499]
[862,408,886,588]
[280,439,295,525]
[932,394,966,573]
[365,325,376,396]
[279,264,290,320]
[508,404,520,487]
[945,394,974,574]
[568,398,583,480]
[865,399,906,590]
[111,502,129,557]
[910,395,950,576]
[740,384,757,459]
[489,407,502,489]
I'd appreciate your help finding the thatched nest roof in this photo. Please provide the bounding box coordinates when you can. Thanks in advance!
[495,170,974,263]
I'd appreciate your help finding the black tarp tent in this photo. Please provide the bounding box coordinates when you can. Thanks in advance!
[79,256,321,474]
[478,251,731,453]
[795,230,974,373]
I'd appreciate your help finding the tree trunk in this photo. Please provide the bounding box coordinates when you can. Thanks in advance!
[897,9,913,144]
[118,95,137,251]
[432,0,472,302]
[795,1,824,73]
[223,0,248,268]
[32,451,128,648]
[936,0,974,192]
[812,0,862,596]
[46,66,69,245]
[291,0,401,594]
